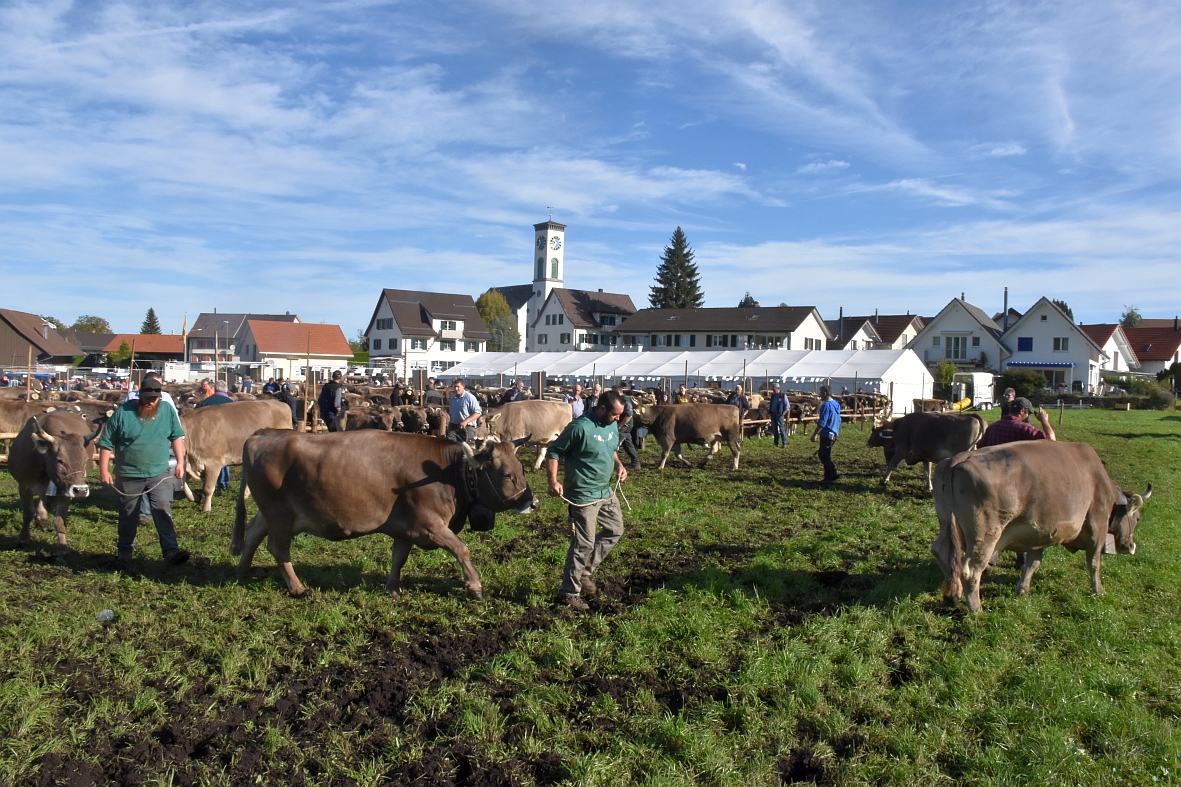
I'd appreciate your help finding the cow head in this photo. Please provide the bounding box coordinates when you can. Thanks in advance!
[461,434,538,515]
[1109,485,1152,555]
[29,417,94,499]
[866,422,897,462]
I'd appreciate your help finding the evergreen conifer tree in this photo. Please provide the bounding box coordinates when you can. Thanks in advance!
[141,308,162,334]
[649,227,704,309]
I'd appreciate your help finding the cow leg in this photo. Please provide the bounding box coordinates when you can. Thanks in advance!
[924,462,933,492]
[880,453,904,485]
[200,466,218,513]
[1087,538,1106,597]
[1014,549,1044,596]
[51,497,70,556]
[236,513,269,579]
[265,529,307,597]
[698,440,721,468]
[17,486,36,547]
[963,528,1002,613]
[422,527,483,599]
[729,434,741,470]
[533,445,547,472]
[656,436,675,470]
[386,538,413,597]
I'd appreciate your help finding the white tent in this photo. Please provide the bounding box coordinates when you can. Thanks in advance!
[437,349,934,415]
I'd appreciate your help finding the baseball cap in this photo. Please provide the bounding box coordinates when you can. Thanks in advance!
[1014,397,1035,413]
[140,378,163,398]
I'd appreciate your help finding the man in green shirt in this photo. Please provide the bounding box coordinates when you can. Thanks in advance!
[545,390,628,611]
[98,376,190,564]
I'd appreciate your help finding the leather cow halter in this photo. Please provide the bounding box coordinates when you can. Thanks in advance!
[463,451,530,511]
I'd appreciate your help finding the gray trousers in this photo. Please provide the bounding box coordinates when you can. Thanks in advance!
[559,494,624,597]
[115,472,180,554]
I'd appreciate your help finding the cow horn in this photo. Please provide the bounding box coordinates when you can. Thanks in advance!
[460,441,476,459]
[1142,484,1152,501]
[510,433,532,448]
[31,418,56,443]
[1116,490,1127,506]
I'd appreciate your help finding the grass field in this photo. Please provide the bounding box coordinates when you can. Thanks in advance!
[1,408,1179,786]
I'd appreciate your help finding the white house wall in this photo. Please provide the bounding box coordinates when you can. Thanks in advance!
[910,302,1006,371]
[1002,304,1101,391]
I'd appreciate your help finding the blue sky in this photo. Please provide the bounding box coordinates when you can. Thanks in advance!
[2,0,1180,335]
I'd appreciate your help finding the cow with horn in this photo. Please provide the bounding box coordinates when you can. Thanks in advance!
[9,410,105,556]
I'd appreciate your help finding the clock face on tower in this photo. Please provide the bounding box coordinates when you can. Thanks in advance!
[550,236,562,250]
[536,236,545,250]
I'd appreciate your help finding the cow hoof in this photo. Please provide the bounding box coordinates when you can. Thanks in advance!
[55,546,70,559]
[468,588,484,600]
[289,588,309,599]
[387,587,401,599]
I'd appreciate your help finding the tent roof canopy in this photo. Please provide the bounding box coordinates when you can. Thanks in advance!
[436,349,926,384]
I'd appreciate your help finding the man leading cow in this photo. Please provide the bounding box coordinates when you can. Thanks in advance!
[546,390,629,612]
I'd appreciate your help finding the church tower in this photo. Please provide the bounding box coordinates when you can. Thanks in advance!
[528,219,565,335]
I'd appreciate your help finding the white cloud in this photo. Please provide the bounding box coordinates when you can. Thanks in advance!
[733,162,746,170]
[796,159,849,175]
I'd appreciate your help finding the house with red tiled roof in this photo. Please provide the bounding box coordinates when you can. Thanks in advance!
[1122,325,1181,376]
[1079,324,1140,375]
[103,334,185,363]
[237,321,352,382]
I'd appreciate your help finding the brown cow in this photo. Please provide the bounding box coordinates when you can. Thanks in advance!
[342,406,398,431]
[181,399,293,511]
[8,410,103,555]
[867,412,985,490]
[233,431,538,598]
[639,403,743,470]
[484,400,573,470]
[931,441,1151,612]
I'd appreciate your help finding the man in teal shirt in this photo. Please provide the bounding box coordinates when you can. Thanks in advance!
[545,390,628,611]
[98,377,190,564]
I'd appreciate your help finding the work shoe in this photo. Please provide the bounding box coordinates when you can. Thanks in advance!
[116,549,133,563]
[163,548,191,566]
[630,462,641,471]
[559,593,590,612]
[580,575,598,597]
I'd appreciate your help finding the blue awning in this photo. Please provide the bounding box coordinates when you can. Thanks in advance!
[1006,361,1075,368]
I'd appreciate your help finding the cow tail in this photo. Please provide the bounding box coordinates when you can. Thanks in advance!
[935,458,965,600]
[232,461,248,556]
[970,414,986,447]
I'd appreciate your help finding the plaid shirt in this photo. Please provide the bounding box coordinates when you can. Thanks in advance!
[978,414,1047,448]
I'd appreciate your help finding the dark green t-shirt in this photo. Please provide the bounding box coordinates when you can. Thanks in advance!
[545,414,619,504]
[97,400,185,478]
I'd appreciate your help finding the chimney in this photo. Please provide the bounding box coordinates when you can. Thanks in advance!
[839,306,844,344]
[1003,287,1009,331]
[1175,315,1178,331]
[961,292,965,301]
[598,288,603,292]
[41,323,49,340]
[874,308,879,325]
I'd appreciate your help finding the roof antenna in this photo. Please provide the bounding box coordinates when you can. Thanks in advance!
[547,205,553,221]
[1003,287,1009,331]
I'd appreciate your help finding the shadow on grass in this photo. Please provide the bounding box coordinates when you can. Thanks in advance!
[1097,432,1181,440]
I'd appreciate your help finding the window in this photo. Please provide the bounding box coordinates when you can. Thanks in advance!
[410,338,428,350]
[545,315,552,325]
[1053,337,1069,352]
[464,341,481,352]
[707,335,726,347]
[536,257,544,279]
[375,318,394,330]
[805,337,820,350]
[1040,315,1048,321]
[372,339,381,350]
[1017,337,1033,352]
[439,340,456,352]
[551,258,559,278]
[560,333,571,344]
[621,335,637,347]
[932,336,941,347]
[439,320,456,331]
[557,314,564,325]
[604,334,618,346]
[537,334,549,345]
[972,336,980,347]
[389,338,398,350]
[599,315,617,326]
[946,336,968,360]
[688,335,696,347]
[651,334,669,347]
[431,361,458,373]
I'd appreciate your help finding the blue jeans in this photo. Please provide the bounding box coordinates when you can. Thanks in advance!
[217,466,230,490]
[818,434,838,481]
[116,472,180,554]
[771,413,786,446]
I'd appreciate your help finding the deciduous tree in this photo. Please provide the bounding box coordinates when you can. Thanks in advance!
[1120,305,1142,328]
[476,289,521,352]
[71,315,113,333]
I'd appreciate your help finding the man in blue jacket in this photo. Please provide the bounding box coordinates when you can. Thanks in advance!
[768,383,789,447]
[810,385,841,484]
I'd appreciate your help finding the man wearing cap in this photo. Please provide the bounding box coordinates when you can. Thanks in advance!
[277,383,300,429]
[978,397,1056,447]
[317,370,344,432]
[98,376,190,565]
[547,390,628,612]
[768,383,789,447]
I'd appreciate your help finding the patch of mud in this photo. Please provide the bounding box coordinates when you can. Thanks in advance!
[28,608,555,787]
[777,747,827,783]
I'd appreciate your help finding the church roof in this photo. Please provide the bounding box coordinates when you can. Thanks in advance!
[493,284,534,312]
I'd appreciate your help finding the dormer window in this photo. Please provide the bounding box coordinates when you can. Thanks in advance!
[439,320,457,331]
